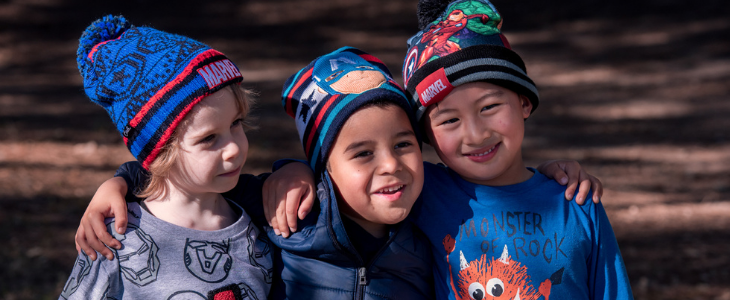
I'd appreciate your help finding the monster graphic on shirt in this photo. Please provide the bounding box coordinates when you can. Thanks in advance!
[443,234,564,300]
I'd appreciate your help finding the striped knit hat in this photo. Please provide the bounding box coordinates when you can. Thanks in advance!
[282,47,418,175]
[402,0,539,121]
[77,15,243,170]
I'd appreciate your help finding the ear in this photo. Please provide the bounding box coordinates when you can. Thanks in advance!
[519,95,533,119]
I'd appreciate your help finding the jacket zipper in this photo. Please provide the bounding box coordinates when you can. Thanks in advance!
[356,267,367,299]
[354,224,402,300]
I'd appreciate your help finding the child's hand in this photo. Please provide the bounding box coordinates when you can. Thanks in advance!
[74,177,128,261]
[537,159,603,205]
[262,162,315,238]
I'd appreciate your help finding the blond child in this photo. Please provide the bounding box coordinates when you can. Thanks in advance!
[60,15,271,300]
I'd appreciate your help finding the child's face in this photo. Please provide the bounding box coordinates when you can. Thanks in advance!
[424,82,533,186]
[327,104,424,233]
[171,88,248,196]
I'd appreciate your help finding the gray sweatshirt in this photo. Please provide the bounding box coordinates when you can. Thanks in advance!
[60,200,273,300]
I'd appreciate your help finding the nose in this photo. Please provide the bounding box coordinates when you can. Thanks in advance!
[222,136,241,162]
[462,116,490,146]
[377,149,402,175]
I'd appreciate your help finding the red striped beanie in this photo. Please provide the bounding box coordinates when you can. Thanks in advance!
[77,15,243,170]
[282,47,419,175]
[402,0,539,121]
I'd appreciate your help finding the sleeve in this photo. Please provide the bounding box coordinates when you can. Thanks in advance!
[271,158,309,171]
[59,252,119,300]
[223,173,271,228]
[588,202,635,300]
[113,161,148,203]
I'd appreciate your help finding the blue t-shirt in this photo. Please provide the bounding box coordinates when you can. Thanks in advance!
[409,163,633,300]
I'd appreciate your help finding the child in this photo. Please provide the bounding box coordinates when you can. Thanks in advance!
[60,15,272,299]
[399,0,634,299]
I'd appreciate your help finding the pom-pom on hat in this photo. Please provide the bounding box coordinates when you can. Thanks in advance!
[77,15,243,170]
[282,47,419,176]
[402,0,539,121]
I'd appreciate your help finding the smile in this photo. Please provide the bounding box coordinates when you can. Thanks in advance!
[219,166,242,177]
[375,185,404,194]
[465,144,497,157]
[464,143,500,162]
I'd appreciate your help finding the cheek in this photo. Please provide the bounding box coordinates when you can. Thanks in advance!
[240,132,249,157]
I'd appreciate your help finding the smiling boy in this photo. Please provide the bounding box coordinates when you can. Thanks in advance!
[400,0,634,299]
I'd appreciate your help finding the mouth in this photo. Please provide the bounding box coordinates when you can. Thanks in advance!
[463,143,499,162]
[372,184,406,201]
[219,165,242,177]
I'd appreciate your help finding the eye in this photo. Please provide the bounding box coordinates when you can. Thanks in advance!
[468,282,485,300]
[481,104,499,112]
[394,141,412,149]
[440,118,459,125]
[199,134,216,144]
[486,278,504,297]
[231,118,244,128]
[353,151,372,159]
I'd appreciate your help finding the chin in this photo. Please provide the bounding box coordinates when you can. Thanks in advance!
[382,209,410,225]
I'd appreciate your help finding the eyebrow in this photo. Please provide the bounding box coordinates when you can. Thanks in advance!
[429,106,456,120]
[344,140,373,152]
[343,129,415,152]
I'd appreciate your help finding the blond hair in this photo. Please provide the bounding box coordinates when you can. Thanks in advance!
[136,85,255,199]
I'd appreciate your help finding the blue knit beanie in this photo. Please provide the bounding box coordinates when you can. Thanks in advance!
[402,0,539,121]
[282,47,419,176]
[77,15,243,170]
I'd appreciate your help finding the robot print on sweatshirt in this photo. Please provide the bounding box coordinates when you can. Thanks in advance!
[110,222,161,287]
[184,238,233,283]
[59,253,92,299]
[245,222,274,283]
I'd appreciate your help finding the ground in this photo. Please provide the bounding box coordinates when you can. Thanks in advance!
[0,0,729,299]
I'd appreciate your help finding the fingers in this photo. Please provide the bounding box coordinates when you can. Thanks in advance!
[75,224,96,260]
[574,171,592,205]
[298,186,315,220]
[552,166,570,186]
[285,188,303,234]
[275,192,290,238]
[87,211,116,260]
[80,216,108,260]
[110,200,128,234]
[537,159,569,185]
[590,175,603,203]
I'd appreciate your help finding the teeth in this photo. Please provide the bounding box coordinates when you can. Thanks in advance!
[378,185,403,193]
[470,145,496,157]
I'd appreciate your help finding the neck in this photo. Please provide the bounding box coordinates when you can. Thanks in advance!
[144,182,236,231]
[343,214,388,239]
[473,152,533,186]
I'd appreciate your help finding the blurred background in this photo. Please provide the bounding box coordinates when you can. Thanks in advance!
[1,0,728,299]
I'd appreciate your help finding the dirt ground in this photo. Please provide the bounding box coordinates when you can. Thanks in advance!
[1,0,729,299]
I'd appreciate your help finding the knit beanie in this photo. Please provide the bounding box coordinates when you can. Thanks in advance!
[402,0,539,121]
[77,15,243,170]
[282,47,419,176]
